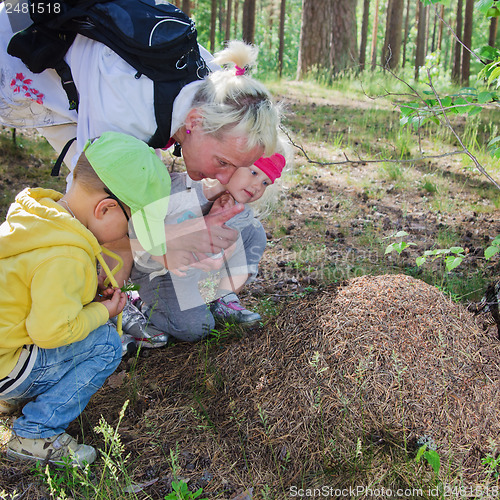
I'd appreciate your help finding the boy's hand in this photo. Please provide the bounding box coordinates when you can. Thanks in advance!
[101,288,127,318]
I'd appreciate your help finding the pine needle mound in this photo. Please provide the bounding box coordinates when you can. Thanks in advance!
[83,274,500,494]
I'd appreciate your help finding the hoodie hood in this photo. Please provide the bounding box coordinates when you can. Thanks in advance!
[0,188,102,260]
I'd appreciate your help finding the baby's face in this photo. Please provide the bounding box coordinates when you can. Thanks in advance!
[224,165,271,203]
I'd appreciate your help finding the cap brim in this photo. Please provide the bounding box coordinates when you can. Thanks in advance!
[131,198,168,257]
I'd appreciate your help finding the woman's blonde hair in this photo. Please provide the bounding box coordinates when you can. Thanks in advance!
[192,40,281,155]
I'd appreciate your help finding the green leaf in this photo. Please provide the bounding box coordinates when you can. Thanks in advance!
[445,256,463,272]
[415,444,428,463]
[485,245,500,260]
[449,246,465,254]
[487,66,500,85]
[477,0,496,15]
[424,450,441,475]
[488,135,500,146]
[394,230,409,238]
[468,106,483,116]
[477,46,500,61]
[486,6,500,16]
[440,96,453,107]
[416,256,426,267]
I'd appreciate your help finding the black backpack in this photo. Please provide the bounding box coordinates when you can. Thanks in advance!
[7,0,210,154]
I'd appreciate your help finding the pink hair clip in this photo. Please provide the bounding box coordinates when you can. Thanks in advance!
[235,65,245,76]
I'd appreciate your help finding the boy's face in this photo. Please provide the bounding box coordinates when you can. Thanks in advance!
[223,164,272,204]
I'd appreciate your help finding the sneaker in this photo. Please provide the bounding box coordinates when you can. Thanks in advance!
[210,293,261,325]
[0,400,20,416]
[7,432,96,468]
[121,333,137,357]
[114,301,170,348]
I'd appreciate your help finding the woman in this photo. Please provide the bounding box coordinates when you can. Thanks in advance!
[0,5,282,344]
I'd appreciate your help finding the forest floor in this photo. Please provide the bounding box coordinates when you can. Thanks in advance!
[0,80,500,498]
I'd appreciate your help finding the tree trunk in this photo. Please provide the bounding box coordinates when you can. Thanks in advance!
[414,1,428,79]
[370,0,380,70]
[437,4,444,51]
[182,0,190,16]
[461,0,474,86]
[225,0,232,43]
[278,0,286,77]
[210,0,217,52]
[298,0,358,79]
[233,0,239,38]
[452,0,463,84]
[329,0,358,75]
[401,0,410,68]
[359,0,370,71]
[489,16,498,48]
[382,0,404,69]
[242,0,256,44]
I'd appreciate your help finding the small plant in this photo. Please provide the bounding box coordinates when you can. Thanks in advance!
[384,231,416,255]
[164,480,207,500]
[485,235,500,260]
[416,247,466,272]
[416,443,441,477]
[482,453,500,479]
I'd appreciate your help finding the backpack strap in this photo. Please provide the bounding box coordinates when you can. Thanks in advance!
[51,136,76,176]
[54,60,79,111]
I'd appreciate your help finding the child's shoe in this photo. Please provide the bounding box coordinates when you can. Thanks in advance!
[0,400,19,416]
[117,301,170,348]
[7,432,96,467]
[210,293,261,325]
[121,333,137,357]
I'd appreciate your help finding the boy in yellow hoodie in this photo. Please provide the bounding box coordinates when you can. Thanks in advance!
[0,131,170,467]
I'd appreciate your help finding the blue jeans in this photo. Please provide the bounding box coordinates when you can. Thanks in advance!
[3,324,122,439]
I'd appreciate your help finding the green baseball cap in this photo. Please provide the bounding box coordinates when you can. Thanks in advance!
[84,131,171,256]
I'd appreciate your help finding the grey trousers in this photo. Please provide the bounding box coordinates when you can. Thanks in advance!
[130,220,267,342]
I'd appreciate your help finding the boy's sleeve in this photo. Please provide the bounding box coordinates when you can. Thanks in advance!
[26,255,109,348]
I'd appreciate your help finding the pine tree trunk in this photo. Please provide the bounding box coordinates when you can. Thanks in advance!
[210,0,217,52]
[278,0,286,77]
[415,1,428,79]
[401,0,411,68]
[242,0,256,44]
[182,0,190,16]
[452,0,463,84]
[370,0,380,70]
[382,0,404,69]
[489,16,498,48]
[298,0,357,78]
[225,0,232,43]
[461,0,474,86]
[437,4,444,51]
[233,0,239,38]
[359,0,370,71]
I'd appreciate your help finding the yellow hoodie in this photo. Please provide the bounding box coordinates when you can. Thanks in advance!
[0,187,111,379]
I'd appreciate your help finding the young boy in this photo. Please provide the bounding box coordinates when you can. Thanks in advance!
[128,153,286,345]
[0,131,171,467]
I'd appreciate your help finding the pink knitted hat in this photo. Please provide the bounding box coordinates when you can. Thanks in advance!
[253,153,286,184]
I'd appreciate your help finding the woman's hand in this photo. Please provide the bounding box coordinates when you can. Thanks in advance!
[165,201,244,255]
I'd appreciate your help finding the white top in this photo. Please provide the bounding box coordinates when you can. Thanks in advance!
[0,3,219,165]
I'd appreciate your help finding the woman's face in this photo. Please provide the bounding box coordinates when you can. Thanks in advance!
[181,128,264,185]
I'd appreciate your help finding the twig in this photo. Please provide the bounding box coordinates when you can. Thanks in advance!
[283,127,465,167]
[426,68,500,191]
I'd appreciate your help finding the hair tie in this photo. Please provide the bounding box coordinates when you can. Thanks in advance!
[235,65,245,76]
